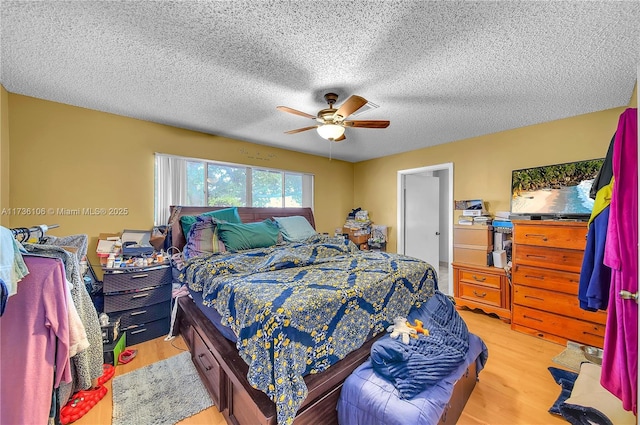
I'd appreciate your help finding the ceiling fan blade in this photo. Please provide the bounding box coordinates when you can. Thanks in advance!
[334,95,368,120]
[343,120,390,128]
[284,126,318,134]
[333,134,346,142]
[276,106,316,119]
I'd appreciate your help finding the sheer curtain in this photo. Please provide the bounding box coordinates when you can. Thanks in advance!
[154,153,188,225]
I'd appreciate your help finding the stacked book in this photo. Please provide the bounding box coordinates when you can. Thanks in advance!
[458,209,492,225]
[492,211,513,232]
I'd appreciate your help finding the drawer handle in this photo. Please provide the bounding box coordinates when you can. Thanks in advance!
[524,295,545,301]
[523,314,543,322]
[524,274,545,280]
[526,254,547,259]
[130,328,147,335]
[472,275,486,282]
[525,233,548,241]
[473,290,487,298]
[132,293,150,299]
[198,353,206,358]
[131,274,149,279]
[130,310,147,316]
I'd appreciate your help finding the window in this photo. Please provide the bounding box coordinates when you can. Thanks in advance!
[155,153,314,224]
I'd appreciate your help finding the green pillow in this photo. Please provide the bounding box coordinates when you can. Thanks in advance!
[217,219,280,251]
[180,207,241,237]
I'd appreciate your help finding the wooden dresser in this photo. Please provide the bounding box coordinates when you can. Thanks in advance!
[511,220,607,348]
[453,262,510,323]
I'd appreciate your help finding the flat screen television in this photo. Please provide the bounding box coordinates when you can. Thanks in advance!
[510,158,605,220]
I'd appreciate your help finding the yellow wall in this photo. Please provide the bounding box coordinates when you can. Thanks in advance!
[7,94,354,263]
[0,85,9,227]
[354,106,630,252]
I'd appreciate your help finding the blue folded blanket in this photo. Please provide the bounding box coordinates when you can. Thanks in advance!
[371,292,470,399]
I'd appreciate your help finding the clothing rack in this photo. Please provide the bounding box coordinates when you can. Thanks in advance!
[10,224,59,243]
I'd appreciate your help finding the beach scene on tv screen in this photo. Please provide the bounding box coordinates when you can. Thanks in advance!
[511,159,604,215]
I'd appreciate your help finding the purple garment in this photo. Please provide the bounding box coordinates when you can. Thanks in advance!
[601,107,637,414]
[0,256,71,425]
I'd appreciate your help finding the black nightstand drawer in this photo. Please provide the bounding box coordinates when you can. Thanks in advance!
[103,266,171,292]
[104,284,171,313]
[111,300,171,329]
[124,317,171,346]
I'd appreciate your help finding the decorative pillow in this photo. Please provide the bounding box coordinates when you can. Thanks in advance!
[273,216,317,242]
[559,362,636,425]
[183,215,226,259]
[217,219,280,251]
[179,207,241,238]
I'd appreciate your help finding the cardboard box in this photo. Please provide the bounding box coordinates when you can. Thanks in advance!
[103,331,126,366]
[97,232,121,266]
[454,244,493,266]
[454,225,493,247]
[342,227,370,245]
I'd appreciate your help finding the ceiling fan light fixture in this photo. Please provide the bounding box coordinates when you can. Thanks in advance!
[317,124,345,140]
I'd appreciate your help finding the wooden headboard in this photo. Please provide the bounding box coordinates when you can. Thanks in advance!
[168,206,316,250]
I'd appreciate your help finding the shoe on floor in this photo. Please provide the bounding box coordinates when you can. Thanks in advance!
[118,348,138,364]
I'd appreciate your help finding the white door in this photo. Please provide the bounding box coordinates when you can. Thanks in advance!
[404,174,440,268]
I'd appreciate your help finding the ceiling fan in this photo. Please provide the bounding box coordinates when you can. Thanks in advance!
[276,93,390,141]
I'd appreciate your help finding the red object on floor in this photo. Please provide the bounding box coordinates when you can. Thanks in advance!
[60,385,108,424]
[97,364,115,385]
[118,348,138,365]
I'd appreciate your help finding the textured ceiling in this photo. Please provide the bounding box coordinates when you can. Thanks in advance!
[1,1,639,162]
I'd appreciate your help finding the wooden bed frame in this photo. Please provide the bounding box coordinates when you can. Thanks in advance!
[170,206,478,425]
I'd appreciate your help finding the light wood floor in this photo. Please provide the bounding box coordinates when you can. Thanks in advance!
[76,308,568,425]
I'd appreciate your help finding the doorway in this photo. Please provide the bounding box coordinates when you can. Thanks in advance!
[397,163,454,295]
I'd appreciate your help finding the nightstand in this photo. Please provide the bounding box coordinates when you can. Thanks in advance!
[102,264,172,346]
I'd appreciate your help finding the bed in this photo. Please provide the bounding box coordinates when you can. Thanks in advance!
[170,206,484,425]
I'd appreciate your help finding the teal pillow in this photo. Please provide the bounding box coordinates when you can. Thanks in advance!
[217,219,280,251]
[180,207,241,237]
[273,216,317,242]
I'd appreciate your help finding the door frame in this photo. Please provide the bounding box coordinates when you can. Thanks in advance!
[397,163,454,285]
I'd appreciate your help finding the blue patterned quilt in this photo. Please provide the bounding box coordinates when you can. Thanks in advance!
[181,236,437,424]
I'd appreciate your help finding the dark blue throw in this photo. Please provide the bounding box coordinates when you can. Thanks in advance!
[370,291,470,399]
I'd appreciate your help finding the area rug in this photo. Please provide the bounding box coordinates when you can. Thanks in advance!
[551,341,589,372]
[112,351,213,425]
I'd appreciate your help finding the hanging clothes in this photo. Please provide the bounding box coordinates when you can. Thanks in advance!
[0,256,72,425]
[600,107,638,414]
[23,238,103,406]
[589,133,615,199]
[0,225,30,301]
[578,179,613,311]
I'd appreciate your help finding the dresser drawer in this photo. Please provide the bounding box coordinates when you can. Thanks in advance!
[514,244,584,273]
[513,223,587,250]
[458,282,502,307]
[458,268,502,289]
[109,300,171,329]
[513,264,580,294]
[104,284,171,313]
[513,285,607,325]
[103,266,171,292]
[512,305,605,348]
[193,330,225,409]
[124,317,170,346]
